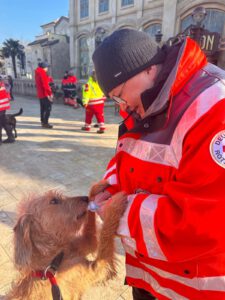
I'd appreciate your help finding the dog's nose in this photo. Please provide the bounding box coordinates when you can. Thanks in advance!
[81,196,89,203]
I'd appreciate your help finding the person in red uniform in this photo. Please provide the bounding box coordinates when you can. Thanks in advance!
[0,76,14,144]
[61,71,69,105]
[92,29,225,299]
[35,62,53,128]
[61,70,78,108]
[81,70,106,133]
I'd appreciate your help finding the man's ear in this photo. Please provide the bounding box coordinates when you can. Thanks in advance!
[13,214,34,271]
[145,65,162,88]
[146,66,152,74]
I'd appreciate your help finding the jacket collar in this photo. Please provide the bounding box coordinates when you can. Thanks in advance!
[143,37,207,119]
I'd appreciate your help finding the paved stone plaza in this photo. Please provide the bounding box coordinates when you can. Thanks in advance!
[0,96,132,300]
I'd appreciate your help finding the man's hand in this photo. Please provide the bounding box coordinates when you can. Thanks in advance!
[88,180,109,199]
[89,180,111,218]
[48,95,53,102]
[104,191,128,222]
[94,189,112,218]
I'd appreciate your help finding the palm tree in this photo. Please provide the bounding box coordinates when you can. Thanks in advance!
[0,49,5,74]
[0,61,4,74]
[2,39,24,78]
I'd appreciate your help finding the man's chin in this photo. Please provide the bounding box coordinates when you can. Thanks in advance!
[133,108,143,121]
[135,112,143,121]
[125,107,142,121]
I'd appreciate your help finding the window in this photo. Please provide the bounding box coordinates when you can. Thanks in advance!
[80,0,89,19]
[99,0,109,13]
[121,0,134,7]
[181,9,225,35]
[144,24,162,38]
[79,37,89,78]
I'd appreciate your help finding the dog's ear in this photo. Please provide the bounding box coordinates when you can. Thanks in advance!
[13,214,34,271]
[89,180,110,199]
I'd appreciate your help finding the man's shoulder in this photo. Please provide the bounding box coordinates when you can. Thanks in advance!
[203,63,225,81]
[35,67,46,75]
[182,63,225,98]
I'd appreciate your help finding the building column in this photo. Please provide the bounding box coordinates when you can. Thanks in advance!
[137,0,144,21]
[89,0,96,71]
[87,37,95,71]
[162,0,177,41]
[74,38,80,75]
[70,33,75,68]
[90,0,95,31]
[111,0,117,28]
[69,0,76,69]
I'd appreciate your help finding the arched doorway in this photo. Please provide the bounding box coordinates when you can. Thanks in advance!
[181,8,225,35]
[143,23,162,38]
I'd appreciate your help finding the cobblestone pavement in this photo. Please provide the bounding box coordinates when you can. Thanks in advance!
[0,96,132,300]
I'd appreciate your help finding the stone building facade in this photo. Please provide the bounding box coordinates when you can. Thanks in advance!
[69,0,225,78]
[26,17,70,79]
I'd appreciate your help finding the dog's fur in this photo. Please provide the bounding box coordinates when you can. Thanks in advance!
[5,108,23,138]
[6,181,127,300]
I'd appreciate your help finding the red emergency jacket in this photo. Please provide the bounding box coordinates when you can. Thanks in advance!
[61,75,77,97]
[35,67,52,99]
[103,37,225,299]
[0,81,10,111]
[61,75,77,86]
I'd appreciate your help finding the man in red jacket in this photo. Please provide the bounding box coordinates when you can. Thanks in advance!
[92,29,225,299]
[35,62,53,128]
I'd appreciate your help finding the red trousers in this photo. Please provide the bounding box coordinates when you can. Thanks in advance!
[85,103,105,129]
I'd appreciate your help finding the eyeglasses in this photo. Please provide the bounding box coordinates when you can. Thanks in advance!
[111,82,127,105]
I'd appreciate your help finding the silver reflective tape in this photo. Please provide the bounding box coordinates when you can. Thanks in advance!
[140,195,167,261]
[171,81,225,162]
[126,264,189,300]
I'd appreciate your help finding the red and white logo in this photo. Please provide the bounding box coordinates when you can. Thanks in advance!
[210,130,225,168]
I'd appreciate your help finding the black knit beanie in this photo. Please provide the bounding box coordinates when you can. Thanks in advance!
[92,29,159,95]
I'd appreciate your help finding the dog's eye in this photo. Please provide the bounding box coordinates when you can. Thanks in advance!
[77,211,87,220]
[50,198,61,205]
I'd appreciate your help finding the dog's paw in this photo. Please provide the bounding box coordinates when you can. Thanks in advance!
[104,192,128,227]
[107,191,127,215]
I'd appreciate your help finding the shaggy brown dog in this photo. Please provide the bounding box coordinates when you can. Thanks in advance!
[6,181,127,300]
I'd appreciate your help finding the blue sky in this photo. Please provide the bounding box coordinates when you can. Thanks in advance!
[0,0,69,45]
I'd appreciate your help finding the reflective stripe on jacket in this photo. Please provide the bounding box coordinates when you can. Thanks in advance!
[61,75,77,98]
[102,37,225,299]
[0,82,10,111]
[61,76,77,91]
[82,76,105,106]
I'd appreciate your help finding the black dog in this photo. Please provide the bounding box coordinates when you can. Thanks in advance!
[5,108,23,138]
